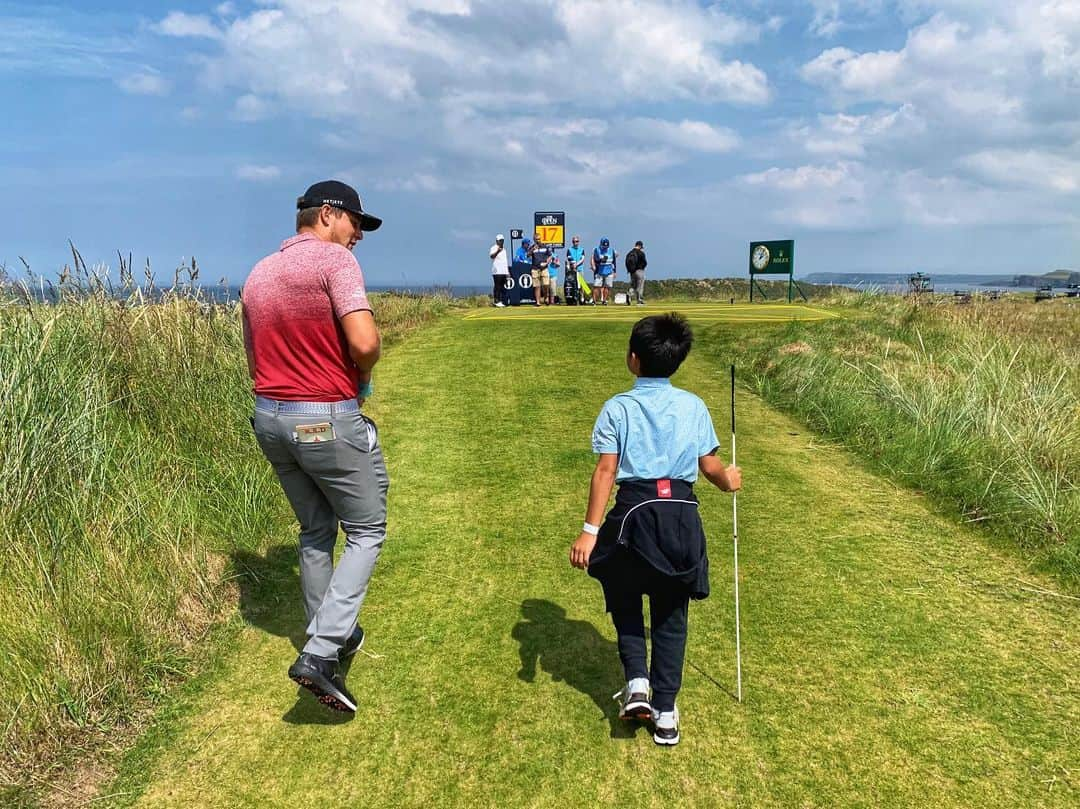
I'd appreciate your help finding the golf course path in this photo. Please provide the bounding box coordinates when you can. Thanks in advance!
[120,306,1078,808]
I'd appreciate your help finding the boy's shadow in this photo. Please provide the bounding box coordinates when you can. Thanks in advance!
[231,544,353,725]
[512,599,640,739]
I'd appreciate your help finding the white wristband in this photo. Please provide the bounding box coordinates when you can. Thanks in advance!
[582,522,600,536]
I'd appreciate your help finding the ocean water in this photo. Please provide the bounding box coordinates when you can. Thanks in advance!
[6,282,491,305]
[829,280,1043,294]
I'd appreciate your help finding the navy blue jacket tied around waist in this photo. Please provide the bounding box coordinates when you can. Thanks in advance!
[587,479,710,600]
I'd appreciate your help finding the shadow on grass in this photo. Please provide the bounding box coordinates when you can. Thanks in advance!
[231,543,355,726]
[511,599,640,739]
[231,544,306,652]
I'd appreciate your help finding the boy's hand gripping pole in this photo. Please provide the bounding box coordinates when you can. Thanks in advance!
[731,364,743,703]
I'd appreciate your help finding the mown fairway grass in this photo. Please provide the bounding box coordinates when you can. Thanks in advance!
[112,304,1078,808]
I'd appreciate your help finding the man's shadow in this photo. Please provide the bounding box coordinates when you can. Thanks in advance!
[511,599,641,739]
[231,544,353,725]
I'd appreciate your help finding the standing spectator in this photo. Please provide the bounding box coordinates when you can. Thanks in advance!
[591,237,618,305]
[625,240,648,305]
[490,233,509,307]
[548,252,560,304]
[530,236,551,306]
[565,235,586,304]
[242,179,386,714]
[515,237,532,266]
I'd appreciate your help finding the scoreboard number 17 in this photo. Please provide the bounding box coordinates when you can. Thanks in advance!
[536,225,563,245]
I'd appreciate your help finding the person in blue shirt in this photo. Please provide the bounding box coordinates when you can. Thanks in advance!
[565,235,586,305]
[514,238,532,266]
[547,251,559,305]
[569,313,741,746]
[591,237,617,305]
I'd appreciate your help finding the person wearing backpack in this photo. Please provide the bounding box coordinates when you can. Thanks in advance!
[625,241,648,305]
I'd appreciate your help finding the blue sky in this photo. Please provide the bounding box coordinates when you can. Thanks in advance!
[2,1,1078,285]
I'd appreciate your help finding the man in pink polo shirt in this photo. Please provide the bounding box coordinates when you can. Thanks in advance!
[242,180,385,714]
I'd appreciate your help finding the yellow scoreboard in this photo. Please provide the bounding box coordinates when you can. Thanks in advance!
[533,211,565,248]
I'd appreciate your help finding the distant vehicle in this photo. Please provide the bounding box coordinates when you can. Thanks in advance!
[1034,284,1056,302]
[907,272,934,295]
[1066,284,1080,299]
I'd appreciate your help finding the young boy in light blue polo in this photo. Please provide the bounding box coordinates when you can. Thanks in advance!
[569,313,741,745]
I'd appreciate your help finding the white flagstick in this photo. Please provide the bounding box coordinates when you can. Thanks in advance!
[731,364,743,702]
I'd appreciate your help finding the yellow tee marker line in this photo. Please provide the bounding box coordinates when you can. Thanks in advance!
[463,304,840,322]
[465,314,839,323]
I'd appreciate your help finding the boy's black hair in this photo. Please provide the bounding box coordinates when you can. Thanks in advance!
[629,313,693,378]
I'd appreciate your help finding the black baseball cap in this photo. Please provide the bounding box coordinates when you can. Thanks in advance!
[296,180,382,231]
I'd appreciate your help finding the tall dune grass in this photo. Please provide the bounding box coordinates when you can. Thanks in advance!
[701,291,1079,585]
[0,271,476,800]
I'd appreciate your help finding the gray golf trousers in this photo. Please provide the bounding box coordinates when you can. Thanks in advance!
[253,398,388,660]
[630,270,646,303]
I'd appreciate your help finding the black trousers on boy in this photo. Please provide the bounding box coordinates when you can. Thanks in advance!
[588,479,708,714]
[606,550,689,712]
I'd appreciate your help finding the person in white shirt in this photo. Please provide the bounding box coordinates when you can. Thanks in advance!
[490,234,510,307]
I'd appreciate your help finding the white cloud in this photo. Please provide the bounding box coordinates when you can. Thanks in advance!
[739,161,871,228]
[789,104,925,157]
[233,93,270,122]
[961,149,1080,193]
[791,1,1080,228]
[154,11,223,40]
[0,12,135,79]
[802,46,904,94]
[321,133,354,149]
[376,173,447,193]
[631,119,740,153]
[235,164,281,181]
[215,2,238,16]
[742,161,858,192]
[731,156,1080,230]
[801,6,1080,123]
[116,71,170,96]
[194,1,769,117]
[554,0,769,104]
[539,119,609,139]
[130,0,1080,238]
[807,0,888,38]
[136,1,772,197]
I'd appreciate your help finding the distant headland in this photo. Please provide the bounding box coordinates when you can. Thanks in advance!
[802,270,1079,288]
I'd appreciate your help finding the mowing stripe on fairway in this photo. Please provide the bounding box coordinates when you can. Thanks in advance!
[464,302,840,323]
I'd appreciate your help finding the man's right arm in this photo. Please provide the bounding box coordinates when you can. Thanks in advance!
[340,310,381,372]
[241,305,256,381]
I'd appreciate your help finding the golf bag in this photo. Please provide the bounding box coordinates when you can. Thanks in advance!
[564,267,581,305]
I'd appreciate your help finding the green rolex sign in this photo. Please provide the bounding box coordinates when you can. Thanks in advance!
[748,240,795,275]
[748,240,801,302]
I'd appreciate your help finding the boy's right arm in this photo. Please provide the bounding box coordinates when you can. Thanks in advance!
[699,453,741,492]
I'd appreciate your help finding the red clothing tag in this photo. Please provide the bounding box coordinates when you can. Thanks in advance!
[657,479,672,498]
